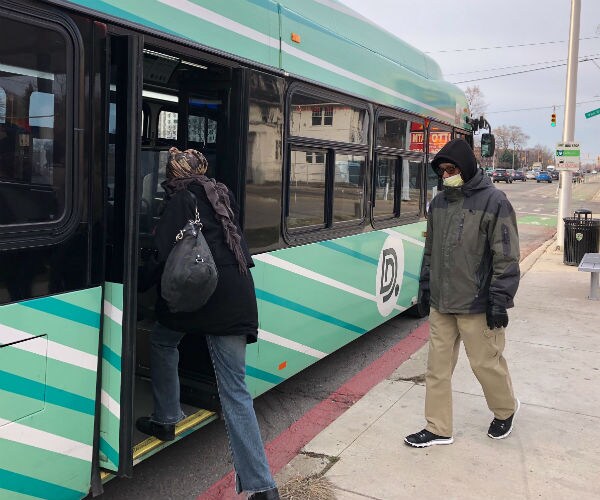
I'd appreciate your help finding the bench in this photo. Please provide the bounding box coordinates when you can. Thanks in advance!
[578,253,600,300]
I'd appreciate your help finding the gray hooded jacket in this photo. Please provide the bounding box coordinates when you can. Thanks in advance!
[421,139,520,313]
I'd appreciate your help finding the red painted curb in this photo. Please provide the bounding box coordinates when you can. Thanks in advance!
[197,322,430,500]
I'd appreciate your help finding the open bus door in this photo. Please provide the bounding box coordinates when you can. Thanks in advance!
[95,32,142,488]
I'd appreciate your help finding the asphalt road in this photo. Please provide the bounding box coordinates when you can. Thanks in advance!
[96,175,600,500]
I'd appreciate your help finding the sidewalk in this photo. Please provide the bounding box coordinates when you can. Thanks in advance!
[276,240,600,499]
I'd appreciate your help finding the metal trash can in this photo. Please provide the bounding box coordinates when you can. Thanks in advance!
[563,209,600,266]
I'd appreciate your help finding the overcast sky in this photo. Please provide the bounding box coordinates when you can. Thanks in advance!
[339,0,600,165]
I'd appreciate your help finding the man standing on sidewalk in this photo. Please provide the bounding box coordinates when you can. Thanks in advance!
[405,138,521,448]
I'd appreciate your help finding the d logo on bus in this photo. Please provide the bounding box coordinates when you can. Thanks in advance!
[376,235,405,316]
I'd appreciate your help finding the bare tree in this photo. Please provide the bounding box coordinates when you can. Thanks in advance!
[465,85,488,119]
[528,144,554,167]
[507,126,529,168]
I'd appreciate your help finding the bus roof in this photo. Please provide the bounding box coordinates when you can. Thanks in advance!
[60,0,469,127]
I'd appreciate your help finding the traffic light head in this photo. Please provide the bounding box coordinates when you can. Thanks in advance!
[551,113,556,127]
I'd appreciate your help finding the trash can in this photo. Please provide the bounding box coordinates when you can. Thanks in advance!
[563,209,600,266]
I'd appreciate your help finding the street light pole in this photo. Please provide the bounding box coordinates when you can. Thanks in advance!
[556,0,581,251]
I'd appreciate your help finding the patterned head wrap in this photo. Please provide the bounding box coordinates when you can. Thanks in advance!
[162,146,248,275]
[166,147,208,179]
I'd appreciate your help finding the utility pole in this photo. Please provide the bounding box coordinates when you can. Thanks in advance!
[556,0,581,251]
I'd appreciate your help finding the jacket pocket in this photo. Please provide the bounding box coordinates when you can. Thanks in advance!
[502,224,511,257]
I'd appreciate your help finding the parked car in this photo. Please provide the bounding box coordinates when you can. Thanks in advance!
[525,171,537,180]
[492,168,513,183]
[512,170,526,182]
[536,171,552,183]
[550,170,559,180]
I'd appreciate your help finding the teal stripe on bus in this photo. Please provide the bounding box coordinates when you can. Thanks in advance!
[255,289,365,335]
[404,271,420,282]
[21,298,100,329]
[246,365,284,385]
[0,370,95,416]
[102,345,122,372]
[0,468,83,500]
[318,240,379,266]
[100,437,119,468]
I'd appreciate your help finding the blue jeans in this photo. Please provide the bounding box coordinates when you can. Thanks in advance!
[150,323,276,494]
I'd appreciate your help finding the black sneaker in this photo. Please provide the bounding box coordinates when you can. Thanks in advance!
[404,429,454,448]
[135,416,175,441]
[488,399,521,439]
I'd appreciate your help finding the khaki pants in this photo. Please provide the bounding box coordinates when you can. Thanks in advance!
[425,307,516,437]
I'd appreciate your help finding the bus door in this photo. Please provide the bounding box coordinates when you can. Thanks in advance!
[99,32,142,478]
[134,46,246,444]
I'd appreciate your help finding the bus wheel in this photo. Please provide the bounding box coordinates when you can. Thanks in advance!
[406,301,430,318]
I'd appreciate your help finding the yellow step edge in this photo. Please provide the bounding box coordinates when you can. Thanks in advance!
[99,408,216,482]
[133,409,216,460]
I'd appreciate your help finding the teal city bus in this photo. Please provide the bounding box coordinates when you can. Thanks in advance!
[0,1,488,498]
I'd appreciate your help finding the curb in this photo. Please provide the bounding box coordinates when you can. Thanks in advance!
[520,236,556,277]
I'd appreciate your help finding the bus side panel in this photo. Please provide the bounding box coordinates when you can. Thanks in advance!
[278,6,462,126]
[65,0,280,68]
[0,287,102,500]
[98,282,123,472]
[246,224,425,397]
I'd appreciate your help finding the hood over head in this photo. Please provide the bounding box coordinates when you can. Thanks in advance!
[431,138,478,182]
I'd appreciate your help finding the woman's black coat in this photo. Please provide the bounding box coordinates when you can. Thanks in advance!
[150,181,258,342]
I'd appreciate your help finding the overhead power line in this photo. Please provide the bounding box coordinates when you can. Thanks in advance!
[451,56,599,84]
[426,35,600,54]
[486,98,600,114]
[447,53,600,76]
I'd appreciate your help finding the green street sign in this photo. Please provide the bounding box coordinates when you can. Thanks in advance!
[585,108,600,119]
[556,149,580,157]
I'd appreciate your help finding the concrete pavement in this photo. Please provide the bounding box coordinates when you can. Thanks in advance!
[276,239,600,499]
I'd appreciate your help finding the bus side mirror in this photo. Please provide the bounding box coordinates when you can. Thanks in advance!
[481,133,495,158]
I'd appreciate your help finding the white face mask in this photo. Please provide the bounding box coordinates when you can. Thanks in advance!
[443,173,464,187]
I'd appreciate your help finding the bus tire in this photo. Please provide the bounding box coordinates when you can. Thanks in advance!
[406,301,430,318]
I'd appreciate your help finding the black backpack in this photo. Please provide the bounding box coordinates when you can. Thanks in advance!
[161,191,218,313]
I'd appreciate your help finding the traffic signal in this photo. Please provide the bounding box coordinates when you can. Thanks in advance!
[551,113,556,127]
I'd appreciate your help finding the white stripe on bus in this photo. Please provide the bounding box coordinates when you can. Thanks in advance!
[381,228,426,248]
[103,300,123,326]
[258,329,327,359]
[157,0,455,121]
[101,390,121,419]
[0,417,93,462]
[253,253,404,312]
[158,0,276,47]
[0,324,97,372]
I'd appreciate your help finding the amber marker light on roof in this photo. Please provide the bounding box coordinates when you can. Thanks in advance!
[291,33,301,43]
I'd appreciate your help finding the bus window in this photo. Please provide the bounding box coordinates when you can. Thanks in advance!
[373,156,397,218]
[428,124,452,156]
[286,86,370,237]
[0,87,5,123]
[0,16,68,226]
[334,153,365,222]
[402,159,422,217]
[157,109,178,140]
[288,148,327,229]
[377,114,418,150]
[290,92,368,145]
[373,110,425,224]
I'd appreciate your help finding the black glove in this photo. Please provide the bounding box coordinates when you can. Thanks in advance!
[418,288,430,316]
[486,304,508,329]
